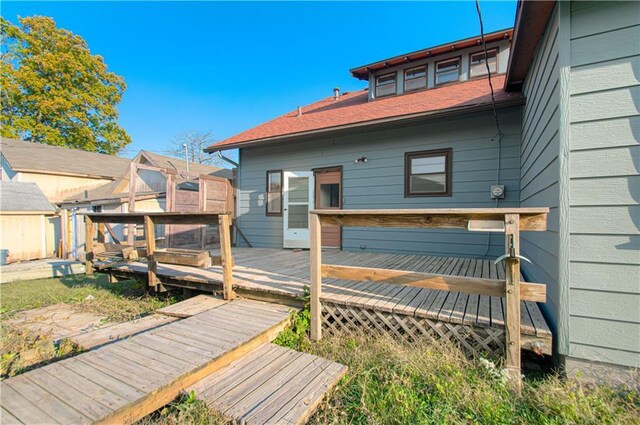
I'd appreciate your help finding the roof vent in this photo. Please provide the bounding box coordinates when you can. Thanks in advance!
[333,87,340,100]
[297,106,302,117]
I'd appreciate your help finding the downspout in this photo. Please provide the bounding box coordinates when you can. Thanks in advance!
[216,150,239,168]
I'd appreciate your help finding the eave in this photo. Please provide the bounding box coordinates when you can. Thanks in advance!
[205,97,524,152]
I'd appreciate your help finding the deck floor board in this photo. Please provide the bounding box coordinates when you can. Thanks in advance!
[0,300,293,424]
[107,248,552,339]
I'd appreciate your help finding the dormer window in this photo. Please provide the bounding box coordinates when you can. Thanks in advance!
[375,73,396,97]
[435,57,461,85]
[404,66,427,91]
[469,48,498,78]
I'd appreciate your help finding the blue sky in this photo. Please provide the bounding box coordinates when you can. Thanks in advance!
[3,1,517,160]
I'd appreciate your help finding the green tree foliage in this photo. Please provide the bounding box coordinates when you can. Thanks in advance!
[0,16,131,154]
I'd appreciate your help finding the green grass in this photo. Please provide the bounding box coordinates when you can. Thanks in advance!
[275,309,640,425]
[1,274,179,377]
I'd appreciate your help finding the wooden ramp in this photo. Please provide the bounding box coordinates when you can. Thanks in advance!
[0,299,292,424]
[190,343,347,425]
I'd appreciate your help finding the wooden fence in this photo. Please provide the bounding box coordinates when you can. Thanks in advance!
[309,208,549,388]
[84,212,235,300]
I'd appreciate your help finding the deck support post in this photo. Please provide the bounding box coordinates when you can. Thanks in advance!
[218,213,235,300]
[310,212,322,340]
[144,215,158,288]
[504,213,522,391]
[85,215,94,275]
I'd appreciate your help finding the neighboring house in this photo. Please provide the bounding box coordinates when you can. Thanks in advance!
[0,137,131,203]
[0,181,57,262]
[205,1,639,378]
[59,150,234,258]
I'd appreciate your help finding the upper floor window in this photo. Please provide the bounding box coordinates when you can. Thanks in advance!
[375,73,397,97]
[469,48,498,78]
[266,170,282,216]
[404,66,427,91]
[405,149,452,197]
[435,57,461,85]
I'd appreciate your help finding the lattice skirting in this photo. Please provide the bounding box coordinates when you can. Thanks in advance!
[322,302,505,358]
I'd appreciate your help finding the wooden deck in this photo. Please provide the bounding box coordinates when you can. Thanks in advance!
[104,248,552,349]
[191,343,347,424]
[0,299,293,424]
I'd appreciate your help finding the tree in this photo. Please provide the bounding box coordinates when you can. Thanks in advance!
[166,130,226,167]
[1,16,131,154]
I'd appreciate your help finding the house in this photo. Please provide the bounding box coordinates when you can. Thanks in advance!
[59,150,234,258]
[205,1,639,379]
[0,181,57,262]
[0,137,131,203]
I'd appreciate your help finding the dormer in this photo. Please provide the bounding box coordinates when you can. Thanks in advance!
[350,29,513,101]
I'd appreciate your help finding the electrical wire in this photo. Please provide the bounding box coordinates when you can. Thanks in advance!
[475,0,504,259]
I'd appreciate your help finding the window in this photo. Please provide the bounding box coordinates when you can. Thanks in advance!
[404,65,427,91]
[319,183,340,208]
[405,149,452,197]
[435,57,461,85]
[469,48,498,78]
[375,73,397,97]
[266,170,282,215]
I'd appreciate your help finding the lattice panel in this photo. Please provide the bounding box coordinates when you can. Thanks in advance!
[322,303,505,358]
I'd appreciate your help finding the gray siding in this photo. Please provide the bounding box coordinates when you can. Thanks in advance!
[567,1,640,367]
[238,108,522,257]
[519,6,562,341]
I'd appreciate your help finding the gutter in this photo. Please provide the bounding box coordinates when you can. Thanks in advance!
[205,97,525,152]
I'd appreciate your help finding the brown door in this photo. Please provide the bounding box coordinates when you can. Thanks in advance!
[314,167,342,248]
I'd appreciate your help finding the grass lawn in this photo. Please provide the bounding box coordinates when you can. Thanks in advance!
[1,274,178,378]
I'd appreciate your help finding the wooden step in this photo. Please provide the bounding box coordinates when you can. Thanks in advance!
[0,300,293,424]
[190,343,347,425]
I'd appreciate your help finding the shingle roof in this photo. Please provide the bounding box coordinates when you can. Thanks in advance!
[141,151,234,180]
[207,75,523,151]
[0,181,56,212]
[61,151,234,204]
[0,137,131,179]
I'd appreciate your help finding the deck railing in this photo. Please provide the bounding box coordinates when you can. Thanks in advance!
[84,212,235,300]
[309,208,549,389]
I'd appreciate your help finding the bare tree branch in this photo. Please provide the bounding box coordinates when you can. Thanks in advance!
[166,130,225,167]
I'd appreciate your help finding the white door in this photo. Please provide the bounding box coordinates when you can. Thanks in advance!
[283,171,314,249]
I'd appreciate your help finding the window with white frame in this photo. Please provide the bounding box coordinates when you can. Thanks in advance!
[404,65,427,91]
[469,48,498,78]
[375,73,397,97]
[435,57,461,85]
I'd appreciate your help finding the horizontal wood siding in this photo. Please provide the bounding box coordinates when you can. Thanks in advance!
[519,6,562,336]
[238,108,522,257]
[568,1,640,367]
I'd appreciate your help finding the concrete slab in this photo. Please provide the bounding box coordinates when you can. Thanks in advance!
[0,259,85,284]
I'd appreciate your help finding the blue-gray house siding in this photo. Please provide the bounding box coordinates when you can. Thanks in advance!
[520,1,639,370]
[237,107,522,258]
[566,0,640,369]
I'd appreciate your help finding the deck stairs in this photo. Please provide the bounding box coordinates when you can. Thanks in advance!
[0,298,347,424]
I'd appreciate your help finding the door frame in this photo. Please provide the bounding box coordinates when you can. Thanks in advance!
[283,171,314,249]
[312,166,343,250]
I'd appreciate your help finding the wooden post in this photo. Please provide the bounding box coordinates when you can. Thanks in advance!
[144,215,157,288]
[218,213,235,300]
[310,212,322,340]
[504,213,521,390]
[199,177,208,249]
[165,172,175,247]
[85,215,94,275]
[127,162,137,246]
[97,223,106,243]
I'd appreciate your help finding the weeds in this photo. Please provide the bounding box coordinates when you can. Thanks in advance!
[273,306,639,424]
[135,392,226,425]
